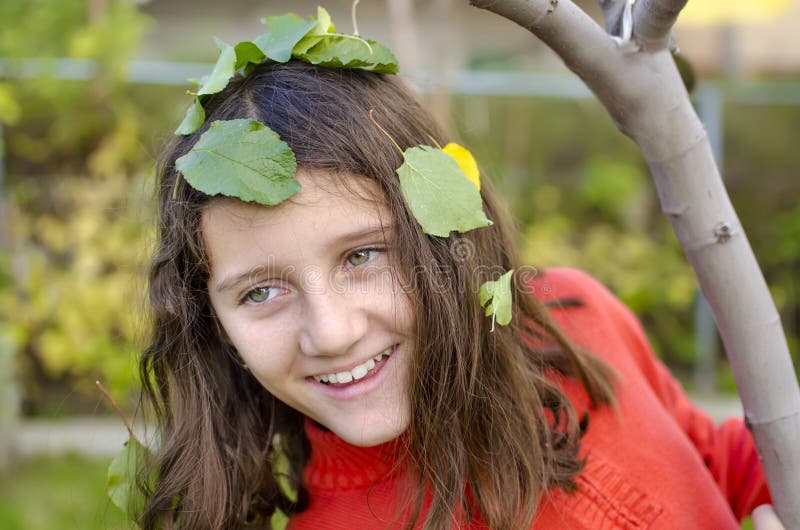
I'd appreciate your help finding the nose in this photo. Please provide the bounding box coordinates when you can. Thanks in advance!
[298,283,369,358]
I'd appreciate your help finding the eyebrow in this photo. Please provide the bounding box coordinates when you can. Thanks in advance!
[330,223,392,251]
[214,223,393,294]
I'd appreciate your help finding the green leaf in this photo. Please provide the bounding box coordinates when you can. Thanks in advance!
[107,437,154,523]
[175,119,300,206]
[297,36,399,74]
[397,145,491,237]
[255,13,318,63]
[478,269,514,327]
[292,6,336,56]
[175,96,206,136]
[234,41,266,71]
[197,38,237,96]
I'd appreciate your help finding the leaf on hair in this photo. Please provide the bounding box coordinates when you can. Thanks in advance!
[292,6,336,56]
[256,13,318,63]
[175,119,300,206]
[297,37,399,74]
[197,38,237,96]
[175,96,206,136]
[479,270,514,327]
[234,41,266,72]
[443,142,480,190]
[396,145,491,237]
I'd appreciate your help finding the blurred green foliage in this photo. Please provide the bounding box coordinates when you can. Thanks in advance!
[0,0,184,414]
[0,453,129,529]
[0,1,797,416]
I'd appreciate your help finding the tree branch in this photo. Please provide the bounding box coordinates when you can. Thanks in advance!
[631,0,689,50]
[599,0,629,35]
[468,0,638,124]
[470,0,800,526]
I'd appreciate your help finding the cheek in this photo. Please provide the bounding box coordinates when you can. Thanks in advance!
[367,265,414,325]
[237,336,301,401]
[217,315,298,379]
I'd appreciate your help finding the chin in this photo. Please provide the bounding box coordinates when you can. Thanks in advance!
[330,415,409,447]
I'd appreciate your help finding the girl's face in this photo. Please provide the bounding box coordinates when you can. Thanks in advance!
[203,170,413,447]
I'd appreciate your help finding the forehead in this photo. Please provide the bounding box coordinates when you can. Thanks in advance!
[201,169,391,267]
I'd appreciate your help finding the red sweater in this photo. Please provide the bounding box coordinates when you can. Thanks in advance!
[289,268,770,529]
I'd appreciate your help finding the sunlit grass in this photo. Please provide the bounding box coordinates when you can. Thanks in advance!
[0,453,129,530]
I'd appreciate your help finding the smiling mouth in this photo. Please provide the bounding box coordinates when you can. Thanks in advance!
[312,346,395,385]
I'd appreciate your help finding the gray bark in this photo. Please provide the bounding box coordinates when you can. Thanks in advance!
[469,0,800,527]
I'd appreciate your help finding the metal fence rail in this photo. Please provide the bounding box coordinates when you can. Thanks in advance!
[2,57,800,102]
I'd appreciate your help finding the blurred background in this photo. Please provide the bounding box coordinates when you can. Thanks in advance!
[0,0,798,528]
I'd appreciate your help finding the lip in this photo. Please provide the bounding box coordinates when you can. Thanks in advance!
[307,344,398,400]
[308,344,396,379]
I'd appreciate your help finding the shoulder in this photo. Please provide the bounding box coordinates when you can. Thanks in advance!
[525,267,611,302]
[525,267,637,329]
[525,267,659,375]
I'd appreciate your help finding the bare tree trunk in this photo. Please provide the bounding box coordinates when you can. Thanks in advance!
[87,0,108,24]
[470,0,800,526]
[387,0,421,80]
[428,0,461,132]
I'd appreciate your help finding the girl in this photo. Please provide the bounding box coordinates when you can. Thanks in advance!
[140,54,772,529]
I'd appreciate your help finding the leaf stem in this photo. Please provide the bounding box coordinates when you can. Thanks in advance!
[427,134,443,150]
[351,0,361,36]
[368,109,404,156]
[96,380,143,446]
[172,175,181,201]
[322,32,373,55]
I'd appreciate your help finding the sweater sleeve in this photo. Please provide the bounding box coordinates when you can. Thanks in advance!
[592,275,772,520]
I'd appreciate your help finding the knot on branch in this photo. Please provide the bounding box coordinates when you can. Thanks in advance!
[713,222,733,244]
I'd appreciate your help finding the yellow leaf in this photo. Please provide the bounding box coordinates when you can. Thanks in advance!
[443,142,480,190]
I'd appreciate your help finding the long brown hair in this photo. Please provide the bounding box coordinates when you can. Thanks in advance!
[140,60,615,529]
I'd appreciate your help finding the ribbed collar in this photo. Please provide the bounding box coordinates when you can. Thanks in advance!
[302,418,407,491]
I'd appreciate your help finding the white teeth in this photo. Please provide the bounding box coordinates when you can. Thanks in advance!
[314,346,394,385]
[336,371,353,384]
[351,364,368,380]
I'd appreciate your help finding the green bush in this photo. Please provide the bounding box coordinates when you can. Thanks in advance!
[0,0,181,413]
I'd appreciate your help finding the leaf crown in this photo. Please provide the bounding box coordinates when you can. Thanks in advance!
[172,5,514,328]
[174,6,398,137]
